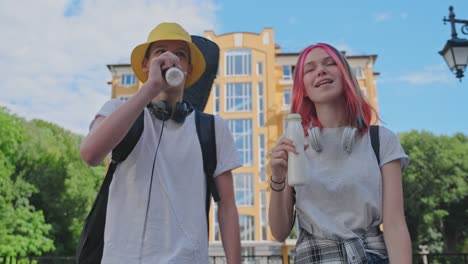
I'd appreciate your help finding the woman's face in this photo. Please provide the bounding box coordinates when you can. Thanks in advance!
[302,48,344,105]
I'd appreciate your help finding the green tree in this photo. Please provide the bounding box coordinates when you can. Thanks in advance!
[400,130,468,253]
[0,108,55,256]
[13,119,104,255]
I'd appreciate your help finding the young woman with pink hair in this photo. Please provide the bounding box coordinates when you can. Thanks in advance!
[268,43,412,264]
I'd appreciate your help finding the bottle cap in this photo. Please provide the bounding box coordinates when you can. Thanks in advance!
[287,113,302,121]
[165,67,185,87]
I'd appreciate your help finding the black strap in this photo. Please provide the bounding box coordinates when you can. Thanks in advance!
[195,110,219,238]
[370,125,380,165]
[76,161,116,263]
[111,112,145,163]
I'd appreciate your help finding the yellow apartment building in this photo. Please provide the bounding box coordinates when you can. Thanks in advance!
[106,27,379,261]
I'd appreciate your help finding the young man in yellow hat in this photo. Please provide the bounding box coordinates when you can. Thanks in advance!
[80,22,241,264]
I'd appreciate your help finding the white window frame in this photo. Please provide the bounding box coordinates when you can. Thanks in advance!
[352,67,365,79]
[234,173,254,207]
[283,88,292,106]
[228,119,253,166]
[239,214,255,241]
[361,87,368,98]
[256,61,263,75]
[257,82,264,126]
[282,65,293,81]
[120,74,136,86]
[258,134,266,182]
[225,49,252,76]
[213,84,220,115]
[212,204,221,241]
[118,95,131,102]
[260,190,267,240]
[225,83,252,112]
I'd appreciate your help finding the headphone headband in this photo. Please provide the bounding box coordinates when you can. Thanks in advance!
[147,101,193,123]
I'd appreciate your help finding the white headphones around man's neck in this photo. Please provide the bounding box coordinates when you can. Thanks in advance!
[307,126,358,153]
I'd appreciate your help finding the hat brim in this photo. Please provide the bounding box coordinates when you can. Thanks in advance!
[131,40,206,89]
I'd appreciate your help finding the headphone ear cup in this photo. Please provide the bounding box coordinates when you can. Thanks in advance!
[308,127,322,152]
[152,101,172,121]
[342,127,357,153]
[172,101,193,123]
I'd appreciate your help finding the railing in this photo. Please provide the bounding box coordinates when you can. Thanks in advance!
[0,256,75,264]
[210,255,283,264]
[414,253,468,264]
[1,254,467,264]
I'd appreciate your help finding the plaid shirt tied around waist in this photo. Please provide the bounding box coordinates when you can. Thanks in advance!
[294,227,387,264]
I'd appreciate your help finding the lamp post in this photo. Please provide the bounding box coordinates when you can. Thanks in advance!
[439,6,468,81]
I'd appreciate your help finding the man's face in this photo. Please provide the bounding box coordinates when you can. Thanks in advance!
[142,40,192,77]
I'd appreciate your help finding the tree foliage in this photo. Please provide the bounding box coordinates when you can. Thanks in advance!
[0,108,54,256]
[400,130,468,253]
[0,107,104,256]
[13,119,105,255]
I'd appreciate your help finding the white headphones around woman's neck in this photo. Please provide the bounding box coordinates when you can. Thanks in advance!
[307,126,358,153]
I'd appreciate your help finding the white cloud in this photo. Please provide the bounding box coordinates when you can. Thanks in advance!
[0,0,219,135]
[373,12,392,22]
[398,64,452,85]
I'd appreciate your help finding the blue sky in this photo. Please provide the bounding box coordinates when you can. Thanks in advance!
[0,0,467,135]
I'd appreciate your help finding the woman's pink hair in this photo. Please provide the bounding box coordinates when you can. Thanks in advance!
[290,43,378,135]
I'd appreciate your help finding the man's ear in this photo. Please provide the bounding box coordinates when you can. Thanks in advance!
[187,64,193,77]
[142,58,149,73]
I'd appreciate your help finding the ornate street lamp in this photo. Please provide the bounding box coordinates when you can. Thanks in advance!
[439,6,468,81]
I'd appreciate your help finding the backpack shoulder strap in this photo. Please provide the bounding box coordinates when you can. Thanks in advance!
[370,125,380,165]
[195,110,219,238]
[111,111,145,163]
[195,110,219,202]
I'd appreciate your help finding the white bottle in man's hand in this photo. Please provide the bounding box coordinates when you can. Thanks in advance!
[164,67,184,87]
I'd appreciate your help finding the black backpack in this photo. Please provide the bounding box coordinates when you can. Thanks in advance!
[76,35,221,264]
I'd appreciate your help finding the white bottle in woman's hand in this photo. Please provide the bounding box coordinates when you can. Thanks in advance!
[286,113,307,186]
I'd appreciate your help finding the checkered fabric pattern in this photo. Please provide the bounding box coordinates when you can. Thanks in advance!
[294,227,387,264]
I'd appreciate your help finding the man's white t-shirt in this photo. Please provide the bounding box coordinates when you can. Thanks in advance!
[91,99,241,264]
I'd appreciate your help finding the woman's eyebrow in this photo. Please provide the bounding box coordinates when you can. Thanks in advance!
[323,56,334,63]
[304,61,316,68]
[305,56,333,67]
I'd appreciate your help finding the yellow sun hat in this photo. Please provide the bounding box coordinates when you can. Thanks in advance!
[130,22,206,88]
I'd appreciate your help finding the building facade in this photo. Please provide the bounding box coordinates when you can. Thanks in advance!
[106,27,379,261]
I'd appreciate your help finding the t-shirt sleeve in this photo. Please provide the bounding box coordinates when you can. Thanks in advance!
[88,99,124,131]
[379,126,409,172]
[213,116,242,177]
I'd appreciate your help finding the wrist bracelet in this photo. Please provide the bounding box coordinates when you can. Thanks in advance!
[270,182,286,192]
[270,175,286,184]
